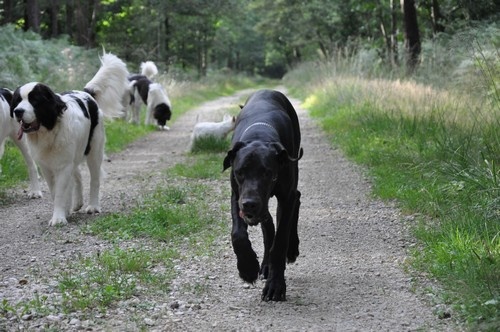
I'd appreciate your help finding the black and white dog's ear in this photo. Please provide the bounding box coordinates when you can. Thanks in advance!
[35,84,66,114]
[223,141,246,171]
[0,88,12,107]
[10,87,21,118]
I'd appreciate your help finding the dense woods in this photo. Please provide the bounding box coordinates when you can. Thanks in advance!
[1,0,498,77]
[0,1,498,330]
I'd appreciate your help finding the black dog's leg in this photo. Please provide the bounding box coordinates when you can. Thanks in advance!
[231,191,260,283]
[259,212,275,279]
[262,192,297,301]
[287,190,301,263]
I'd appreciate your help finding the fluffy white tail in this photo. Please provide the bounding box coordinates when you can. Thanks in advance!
[85,53,129,118]
[141,61,158,79]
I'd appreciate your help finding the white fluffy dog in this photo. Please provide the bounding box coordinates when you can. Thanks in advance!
[190,114,236,150]
[11,53,128,226]
[0,88,42,198]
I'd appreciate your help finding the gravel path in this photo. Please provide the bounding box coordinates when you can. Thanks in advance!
[0,87,459,331]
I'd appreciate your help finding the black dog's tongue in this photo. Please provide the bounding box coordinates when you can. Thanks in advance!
[17,123,24,140]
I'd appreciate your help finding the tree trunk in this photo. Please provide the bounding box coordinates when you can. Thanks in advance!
[401,0,421,73]
[48,0,59,37]
[24,0,40,32]
[65,0,74,38]
[390,0,399,67]
[2,0,13,25]
[88,0,99,48]
[73,0,98,48]
[378,5,391,66]
[430,0,445,35]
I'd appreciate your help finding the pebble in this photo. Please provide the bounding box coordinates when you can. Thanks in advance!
[69,318,81,326]
[144,318,155,326]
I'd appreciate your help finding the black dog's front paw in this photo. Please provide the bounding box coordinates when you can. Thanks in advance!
[287,239,299,263]
[259,263,269,279]
[237,255,260,283]
[262,277,286,301]
[233,238,260,283]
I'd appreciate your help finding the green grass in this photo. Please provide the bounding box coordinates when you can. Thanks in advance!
[85,184,215,241]
[169,153,227,180]
[57,246,176,313]
[286,69,499,329]
[104,119,155,153]
[0,142,31,203]
[190,135,231,154]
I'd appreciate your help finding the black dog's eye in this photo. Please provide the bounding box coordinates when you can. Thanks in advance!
[234,170,244,180]
[264,170,277,182]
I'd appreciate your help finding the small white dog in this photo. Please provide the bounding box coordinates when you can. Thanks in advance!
[190,114,236,150]
[0,88,42,198]
[11,53,128,226]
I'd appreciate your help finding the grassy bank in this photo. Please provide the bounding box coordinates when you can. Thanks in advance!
[285,57,499,329]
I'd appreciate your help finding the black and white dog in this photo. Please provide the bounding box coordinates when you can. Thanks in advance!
[126,61,172,130]
[0,88,42,198]
[223,89,303,301]
[11,53,129,226]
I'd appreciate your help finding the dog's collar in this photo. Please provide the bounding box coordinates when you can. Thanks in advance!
[241,122,278,139]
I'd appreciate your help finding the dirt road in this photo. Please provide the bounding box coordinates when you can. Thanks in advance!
[0,88,458,331]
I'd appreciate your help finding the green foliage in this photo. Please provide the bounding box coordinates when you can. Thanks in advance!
[286,57,499,328]
[0,24,97,91]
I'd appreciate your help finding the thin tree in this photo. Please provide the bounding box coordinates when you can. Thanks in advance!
[401,0,421,73]
[2,0,13,25]
[24,0,40,32]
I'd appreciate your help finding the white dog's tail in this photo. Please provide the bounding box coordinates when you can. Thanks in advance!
[141,61,158,79]
[85,53,129,118]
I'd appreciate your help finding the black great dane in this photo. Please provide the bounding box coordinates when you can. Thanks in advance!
[223,89,303,301]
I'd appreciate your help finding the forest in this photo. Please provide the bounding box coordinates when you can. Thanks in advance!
[0,0,499,330]
[3,0,499,77]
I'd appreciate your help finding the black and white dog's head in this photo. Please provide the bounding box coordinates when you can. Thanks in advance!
[153,103,172,127]
[148,82,172,128]
[11,82,66,135]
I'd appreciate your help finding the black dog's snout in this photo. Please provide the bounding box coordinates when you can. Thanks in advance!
[242,198,259,213]
[13,108,25,119]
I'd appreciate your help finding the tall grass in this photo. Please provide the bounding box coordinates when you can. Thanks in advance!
[285,24,499,330]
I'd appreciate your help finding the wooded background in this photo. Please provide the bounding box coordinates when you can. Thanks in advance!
[2,0,499,77]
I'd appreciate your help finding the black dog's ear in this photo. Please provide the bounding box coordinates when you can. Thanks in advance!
[271,143,303,166]
[271,142,289,166]
[223,141,246,172]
